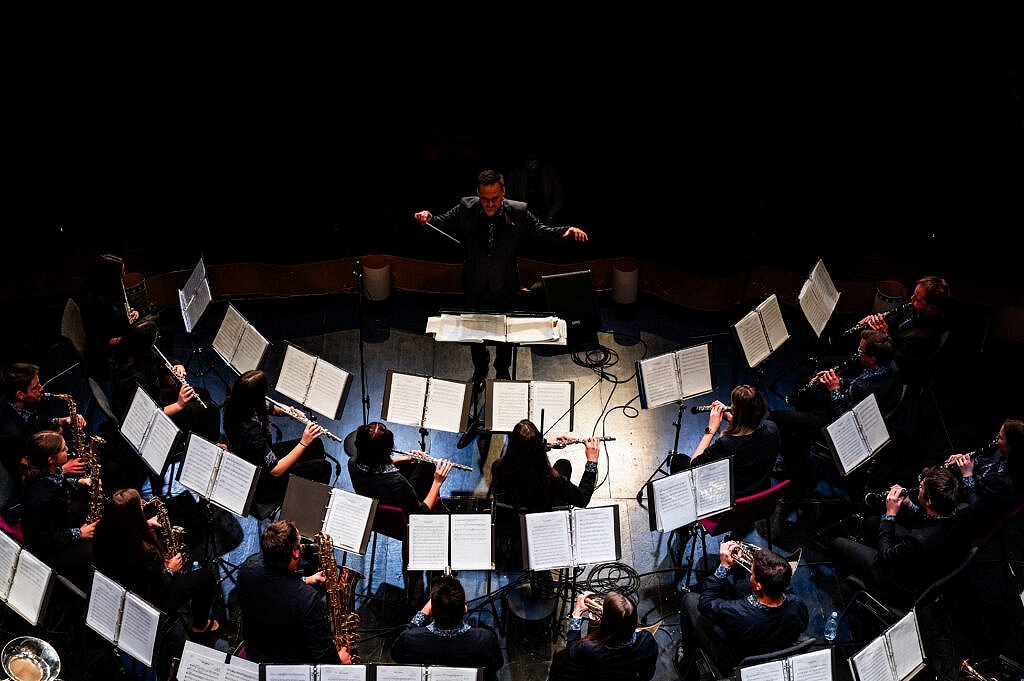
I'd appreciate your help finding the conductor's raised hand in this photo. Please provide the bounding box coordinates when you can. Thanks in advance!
[562,226,588,242]
[413,210,433,225]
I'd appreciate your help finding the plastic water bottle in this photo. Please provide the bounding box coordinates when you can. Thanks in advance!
[824,611,839,642]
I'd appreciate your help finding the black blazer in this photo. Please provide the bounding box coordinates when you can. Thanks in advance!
[548,629,659,681]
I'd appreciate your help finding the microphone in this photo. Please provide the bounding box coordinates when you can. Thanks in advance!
[691,405,732,414]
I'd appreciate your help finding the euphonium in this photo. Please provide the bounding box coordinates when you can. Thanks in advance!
[143,498,190,568]
[315,532,363,663]
[44,392,106,523]
[730,541,802,575]
[581,593,661,634]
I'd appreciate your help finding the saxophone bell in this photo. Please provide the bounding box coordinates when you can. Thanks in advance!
[314,532,363,663]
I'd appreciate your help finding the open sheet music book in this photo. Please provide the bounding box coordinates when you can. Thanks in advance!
[381,370,472,434]
[850,610,926,681]
[178,434,260,517]
[733,294,790,368]
[484,379,574,433]
[739,648,832,681]
[647,458,733,532]
[86,570,162,667]
[121,385,181,474]
[375,666,483,681]
[520,505,621,571]
[407,514,494,571]
[799,259,841,338]
[280,476,377,555]
[426,313,566,346]
[179,257,213,334]
[636,343,714,410]
[177,641,260,681]
[276,343,353,421]
[824,393,891,476]
[212,304,271,375]
[0,531,53,626]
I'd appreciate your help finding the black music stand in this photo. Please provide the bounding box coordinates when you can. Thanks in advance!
[635,400,686,508]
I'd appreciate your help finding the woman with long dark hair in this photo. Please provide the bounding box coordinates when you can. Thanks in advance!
[223,369,330,503]
[93,489,219,635]
[78,253,141,380]
[947,417,1024,522]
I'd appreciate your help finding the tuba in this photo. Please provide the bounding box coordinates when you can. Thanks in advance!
[314,532,363,663]
[730,541,803,575]
[143,498,190,568]
[44,392,106,523]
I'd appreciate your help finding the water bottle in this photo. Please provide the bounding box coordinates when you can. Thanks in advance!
[824,611,839,642]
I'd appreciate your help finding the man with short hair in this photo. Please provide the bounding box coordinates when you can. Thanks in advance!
[237,520,350,665]
[391,575,503,680]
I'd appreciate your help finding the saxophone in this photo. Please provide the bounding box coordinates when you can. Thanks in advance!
[44,392,106,523]
[143,497,190,568]
[314,532,363,663]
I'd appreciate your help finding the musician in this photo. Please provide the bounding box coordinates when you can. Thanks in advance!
[18,431,96,587]
[671,385,780,497]
[391,576,503,680]
[679,541,808,672]
[947,418,1023,524]
[237,520,351,664]
[828,466,969,599]
[412,169,588,386]
[77,253,141,381]
[223,369,331,504]
[93,489,219,636]
[548,591,658,681]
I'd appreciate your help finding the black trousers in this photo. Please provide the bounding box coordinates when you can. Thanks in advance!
[163,566,216,626]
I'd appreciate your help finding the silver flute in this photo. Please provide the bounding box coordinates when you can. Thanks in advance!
[152,346,207,409]
[392,448,473,472]
[266,396,344,443]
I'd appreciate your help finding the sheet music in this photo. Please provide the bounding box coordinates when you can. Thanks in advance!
[384,372,429,427]
[425,316,442,334]
[758,294,790,352]
[638,353,681,409]
[183,258,207,300]
[306,358,350,419]
[827,411,871,475]
[181,656,227,681]
[121,387,159,451]
[233,324,269,374]
[810,259,840,312]
[572,506,619,565]
[213,304,246,364]
[789,649,833,681]
[436,314,506,343]
[693,458,732,517]
[489,381,530,432]
[408,515,450,570]
[0,530,20,600]
[225,656,260,681]
[6,549,51,625]
[86,570,125,644]
[118,592,160,667]
[887,611,924,681]
[277,345,318,405]
[141,410,180,474]
[450,514,493,570]
[505,316,559,343]
[651,472,697,532]
[323,489,375,553]
[523,511,573,569]
[178,641,225,681]
[799,280,831,338]
[182,280,212,334]
[529,381,573,432]
[853,394,890,454]
[738,659,786,681]
[211,451,258,516]
[423,378,469,433]
[850,635,896,681]
[180,435,222,498]
[678,343,713,399]
[735,310,771,368]
[374,667,424,681]
[426,668,480,681]
[263,667,312,681]
[318,665,369,680]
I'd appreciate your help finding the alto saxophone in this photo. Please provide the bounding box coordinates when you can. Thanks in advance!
[143,497,190,568]
[314,532,363,663]
[44,392,106,523]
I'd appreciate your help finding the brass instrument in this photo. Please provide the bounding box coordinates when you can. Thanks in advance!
[152,346,207,409]
[581,593,661,634]
[729,541,802,574]
[790,352,861,400]
[314,532,363,663]
[391,448,472,472]
[266,397,344,443]
[837,302,913,340]
[959,659,998,681]
[1,636,60,681]
[43,392,106,523]
[143,497,190,568]
[545,436,616,450]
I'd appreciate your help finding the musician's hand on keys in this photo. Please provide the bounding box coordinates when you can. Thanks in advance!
[867,313,888,332]
[147,515,162,528]
[301,422,324,444]
[176,384,195,407]
[719,540,738,568]
[885,485,905,516]
[708,402,726,432]
[62,457,87,476]
[949,453,974,477]
[821,370,841,391]
[305,571,326,588]
[573,591,595,618]
[128,307,140,323]
[562,226,589,242]
[80,520,98,540]
[584,438,601,462]
[166,553,184,573]
[337,646,352,664]
[392,453,414,464]
[433,459,453,483]
[172,364,187,380]
[413,210,432,225]
[555,435,574,447]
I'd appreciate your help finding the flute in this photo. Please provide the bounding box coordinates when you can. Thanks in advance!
[691,405,732,414]
[391,448,473,471]
[152,347,207,409]
[266,396,344,443]
[120,278,134,322]
[545,436,615,450]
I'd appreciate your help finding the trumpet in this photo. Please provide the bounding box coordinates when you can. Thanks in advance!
[729,540,802,574]
[942,439,999,470]
[391,448,473,472]
[266,397,344,443]
[152,346,207,409]
[836,302,912,341]
[545,436,615,450]
[790,352,861,400]
[691,405,732,414]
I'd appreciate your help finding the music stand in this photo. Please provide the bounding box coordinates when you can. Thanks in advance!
[635,400,686,507]
[179,257,231,395]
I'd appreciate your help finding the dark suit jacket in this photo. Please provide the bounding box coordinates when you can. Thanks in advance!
[391,618,504,681]
[877,510,967,592]
[548,629,659,681]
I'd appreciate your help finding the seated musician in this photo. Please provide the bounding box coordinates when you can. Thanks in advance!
[237,520,350,664]
[828,466,969,600]
[946,418,1023,526]
[548,591,658,681]
[679,540,808,672]
[391,576,503,680]
[671,385,780,497]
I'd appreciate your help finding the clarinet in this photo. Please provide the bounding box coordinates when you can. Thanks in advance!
[837,302,913,340]
[791,352,861,399]
[942,439,999,470]
[391,448,473,472]
[152,346,208,409]
[545,436,615,450]
[266,396,344,443]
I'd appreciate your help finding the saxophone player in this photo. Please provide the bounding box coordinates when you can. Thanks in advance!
[237,520,351,665]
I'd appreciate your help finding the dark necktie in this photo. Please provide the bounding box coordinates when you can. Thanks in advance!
[487,223,496,251]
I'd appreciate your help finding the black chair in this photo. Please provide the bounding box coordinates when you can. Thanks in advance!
[733,634,816,669]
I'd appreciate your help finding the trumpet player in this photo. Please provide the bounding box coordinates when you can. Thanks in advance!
[948,418,1024,525]
[678,540,808,673]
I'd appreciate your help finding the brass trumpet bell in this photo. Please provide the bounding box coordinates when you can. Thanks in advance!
[730,541,802,574]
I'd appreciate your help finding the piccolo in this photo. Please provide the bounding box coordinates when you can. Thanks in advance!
[837,302,912,340]
[691,405,732,414]
[392,448,473,472]
[266,396,344,443]
[152,347,207,409]
[545,436,615,450]
[942,439,999,470]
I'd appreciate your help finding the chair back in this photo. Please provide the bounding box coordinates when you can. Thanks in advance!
[913,546,978,609]
[970,501,1024,550]
[372,504,408,541]
[701,479,791,537]
[734,635,815,668]
[60,298,87,357]
[0,516,24,544]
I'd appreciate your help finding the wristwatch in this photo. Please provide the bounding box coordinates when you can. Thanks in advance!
[704,427,714,435]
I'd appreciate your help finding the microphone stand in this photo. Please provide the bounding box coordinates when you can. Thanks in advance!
[353,259,370,425]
